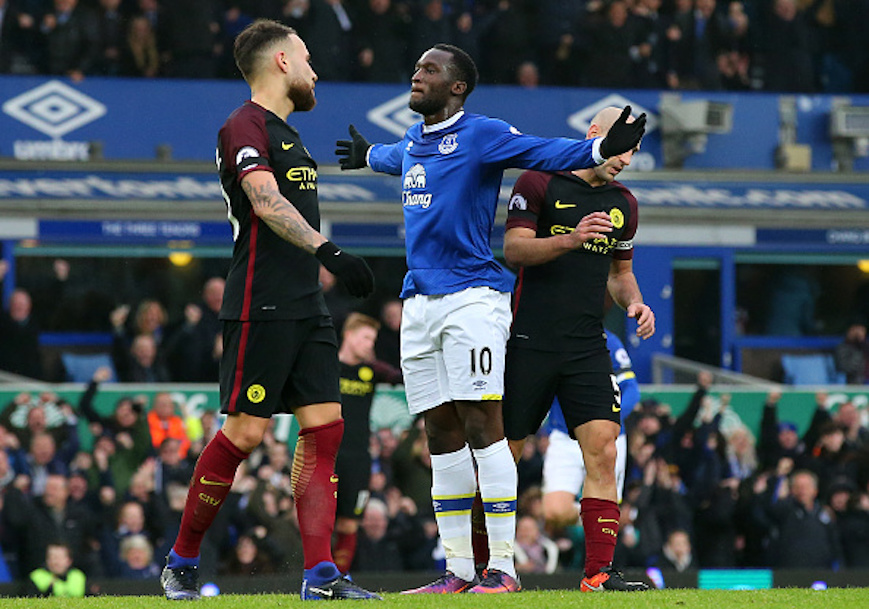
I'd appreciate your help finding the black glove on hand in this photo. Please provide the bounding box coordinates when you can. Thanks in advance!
[599,106,647,158]
[335,124,371,171]
[315,241,375,298]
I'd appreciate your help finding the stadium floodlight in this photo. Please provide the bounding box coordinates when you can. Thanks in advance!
[830,100,869,172]
[659,93,734,168]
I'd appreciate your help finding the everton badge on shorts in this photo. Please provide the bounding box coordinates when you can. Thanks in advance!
[438,133,458,155]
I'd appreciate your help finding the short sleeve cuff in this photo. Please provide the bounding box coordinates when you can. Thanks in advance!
[592,137,605,165]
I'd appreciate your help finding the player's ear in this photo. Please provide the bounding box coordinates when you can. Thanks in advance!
[275,51,289,73]
[452,80,467,96]
[587,124,601,139]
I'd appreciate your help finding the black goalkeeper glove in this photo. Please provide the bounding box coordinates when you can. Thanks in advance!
[599,106,647,159]
[335,124,371,171]
[315,241,375,298]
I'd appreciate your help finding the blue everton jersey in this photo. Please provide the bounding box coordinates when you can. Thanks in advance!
[546,332,640,435]
[367,112,599,298]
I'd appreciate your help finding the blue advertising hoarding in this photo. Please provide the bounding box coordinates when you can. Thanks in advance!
[2,75,868,170]
[1,169,868,211]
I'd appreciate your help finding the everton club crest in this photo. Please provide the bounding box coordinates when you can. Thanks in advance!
[438,133,458,154]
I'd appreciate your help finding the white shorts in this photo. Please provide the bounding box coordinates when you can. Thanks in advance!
[400,287,511,415]
[542,429,628,502]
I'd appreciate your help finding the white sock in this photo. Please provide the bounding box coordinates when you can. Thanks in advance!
[431,444,477,582]
[473,438,518,579]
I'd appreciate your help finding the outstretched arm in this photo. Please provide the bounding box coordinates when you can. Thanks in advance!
[335,124,372,170]
[336,124,404,176]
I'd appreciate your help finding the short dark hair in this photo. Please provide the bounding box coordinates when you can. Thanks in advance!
[432,43,478,100]
[234,19,297,82]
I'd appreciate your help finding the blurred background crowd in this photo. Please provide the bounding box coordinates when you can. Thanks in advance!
[2,257,867,386]
[0,0,868,92]
[1,362,868,592]
[1,251,868,593]
[1,0,869,593]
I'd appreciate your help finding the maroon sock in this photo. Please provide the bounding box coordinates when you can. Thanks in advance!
[293,419,344,569]
[173,430,249,558]
[471,491,490,568]
[581,497,620,577]
[333,530,358,574]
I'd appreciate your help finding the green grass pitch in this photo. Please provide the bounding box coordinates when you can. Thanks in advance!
[1,588,868,609]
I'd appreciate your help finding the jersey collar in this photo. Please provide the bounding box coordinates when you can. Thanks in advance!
[422,110,465,134]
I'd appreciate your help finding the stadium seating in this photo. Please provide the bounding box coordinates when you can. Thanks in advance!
[780,353,846,385]
[60,352,116,383]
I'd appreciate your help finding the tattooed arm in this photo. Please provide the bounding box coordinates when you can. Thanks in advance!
[241,170,326,254]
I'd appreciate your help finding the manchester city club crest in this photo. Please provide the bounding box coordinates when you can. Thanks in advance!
[438,133,458,154]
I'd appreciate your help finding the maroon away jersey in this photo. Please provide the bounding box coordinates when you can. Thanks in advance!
[506,170,638,352]
[216,101,328,321]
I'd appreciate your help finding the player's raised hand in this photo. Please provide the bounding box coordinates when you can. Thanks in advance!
[599,106,646,158]
[627,302,655,340]
[315,241,375,298]
[335,124,371,170]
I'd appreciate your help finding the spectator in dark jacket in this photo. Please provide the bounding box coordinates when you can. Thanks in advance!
[3,474,100,576]
[837,491,869,567]
[113,333,170,383]
[353,0,409,83]
[99,500,153,577]
[41,0,99,79]
[834,322,867,385]
[656,528,697,571]
[118,534,161,579]
[352,497,404,572]
[761,0,816,92]
[219,532,276,576]
[160,0,219,78]
[666,0,732,89]
[19,432,76,496]
[163,277,224,383]
[761,469,842,568]
[800,421,859,499]
[0,0,37,75]
[305,0,355,80]
[0,288,43,380]
[93,0,127,75]
[581,0,639,88]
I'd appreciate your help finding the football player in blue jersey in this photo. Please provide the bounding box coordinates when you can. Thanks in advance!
[336,44,645,594]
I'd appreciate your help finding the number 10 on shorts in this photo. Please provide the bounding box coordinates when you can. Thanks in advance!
[470,347,493,375]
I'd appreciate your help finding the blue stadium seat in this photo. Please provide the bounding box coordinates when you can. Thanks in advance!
[60,352,116,383]
[780,353,846,385]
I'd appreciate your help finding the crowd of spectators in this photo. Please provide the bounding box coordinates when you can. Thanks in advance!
[0,257,398,384]
[506,375,869,575]
[0,368,443,592]
[601,379,869,572]
[1,364,867,593]
[2,254,869,593]
[0,0,867,92]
